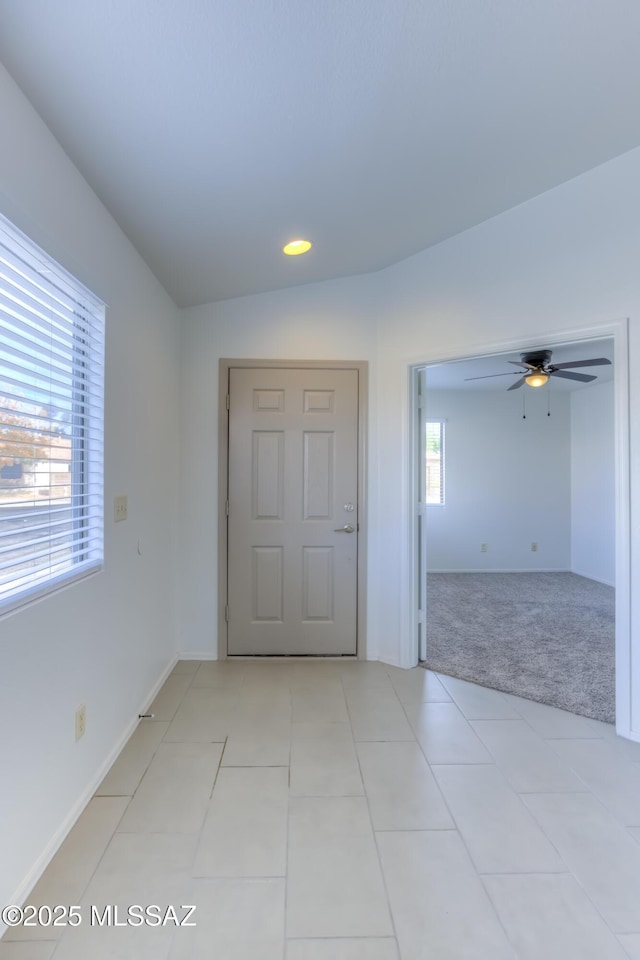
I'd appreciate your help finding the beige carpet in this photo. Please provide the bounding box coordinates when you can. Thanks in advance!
[422,572,615,722]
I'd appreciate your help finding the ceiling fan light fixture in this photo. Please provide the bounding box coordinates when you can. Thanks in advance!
[524,371,550,388]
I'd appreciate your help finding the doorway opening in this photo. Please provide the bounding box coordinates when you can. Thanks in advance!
[410,323,631,733]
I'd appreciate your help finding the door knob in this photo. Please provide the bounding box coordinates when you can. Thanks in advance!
[334,524,355,533]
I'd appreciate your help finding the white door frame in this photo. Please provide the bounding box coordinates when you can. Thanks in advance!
[218,358,369,660]
[405,319,634,739]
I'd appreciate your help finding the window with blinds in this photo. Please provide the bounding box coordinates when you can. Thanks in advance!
[426,419,444,505]
[0,214,104,612]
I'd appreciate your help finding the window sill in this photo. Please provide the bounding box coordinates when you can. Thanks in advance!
[0,562,104,620]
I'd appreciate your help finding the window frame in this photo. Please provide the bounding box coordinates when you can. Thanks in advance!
[0,214,105,615]
[425,418,445,506]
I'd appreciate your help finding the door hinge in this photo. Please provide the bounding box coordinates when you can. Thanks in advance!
[225,499,229,516]
[226,394,230,411]
[225,604,230,622]
[418,610,425,624]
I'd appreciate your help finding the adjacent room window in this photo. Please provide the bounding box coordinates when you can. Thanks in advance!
[426,419,445,505]
[0,214,105,612]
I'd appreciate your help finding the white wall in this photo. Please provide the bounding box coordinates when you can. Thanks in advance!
[178,275,380,657]
[373,150,639,681]
[425,389,571,571]
[179,145,640,734]
[0,64,181,909]
[571,381,615,585]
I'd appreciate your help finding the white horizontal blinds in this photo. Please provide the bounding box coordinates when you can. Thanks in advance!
[425,420,444,505]
[0,214,104,609]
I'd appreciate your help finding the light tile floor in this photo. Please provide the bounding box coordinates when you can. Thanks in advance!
[3,660,640,959]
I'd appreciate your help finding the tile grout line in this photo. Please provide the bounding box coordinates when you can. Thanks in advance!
[519,789,640,940]
[399,685,588,957]
[347,674,401,955]
[283,686,293,953]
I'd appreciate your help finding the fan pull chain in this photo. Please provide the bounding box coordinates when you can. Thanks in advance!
[547,389,551,417]
[522,393,526,419]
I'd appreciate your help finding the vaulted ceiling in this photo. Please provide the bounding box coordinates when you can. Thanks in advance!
[1,1,639,307]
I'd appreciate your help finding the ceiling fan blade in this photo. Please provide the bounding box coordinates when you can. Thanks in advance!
[464,372,521,381]
[551,358,612,370]
[507,377,527,391]
[508,360,535,369]
[550,370,597,383]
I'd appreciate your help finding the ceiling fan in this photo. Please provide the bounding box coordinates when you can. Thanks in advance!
[464,349,612,390]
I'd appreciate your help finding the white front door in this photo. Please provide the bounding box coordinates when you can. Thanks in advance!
[227,366,359,655]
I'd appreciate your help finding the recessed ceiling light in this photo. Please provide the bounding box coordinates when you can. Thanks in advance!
[283,239,312,256]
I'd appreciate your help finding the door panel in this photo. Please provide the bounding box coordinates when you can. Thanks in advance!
[252,432,284,519]
[302,546,334,621]
[252,547,283,621]
[303,431,333,519]
[227,367,358,655]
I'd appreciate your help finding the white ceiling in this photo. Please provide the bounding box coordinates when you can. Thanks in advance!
[425,338,615,392]
[1,2,640,307]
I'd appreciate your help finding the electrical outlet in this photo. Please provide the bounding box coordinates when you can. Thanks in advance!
[75,704,86,741]
[480,543,488,553]
[531,542,538,552]
[114,494,128,522]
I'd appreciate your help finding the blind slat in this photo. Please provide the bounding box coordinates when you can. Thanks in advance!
[0,213,104,610]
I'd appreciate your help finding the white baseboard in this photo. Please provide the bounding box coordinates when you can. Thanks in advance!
[427,568,571,574]
[378,655,409,669]
[428,569,613,586]
[5,656,178,924]
[615,723,640,742]
[570,569,615,587]
[178,651,219,660]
